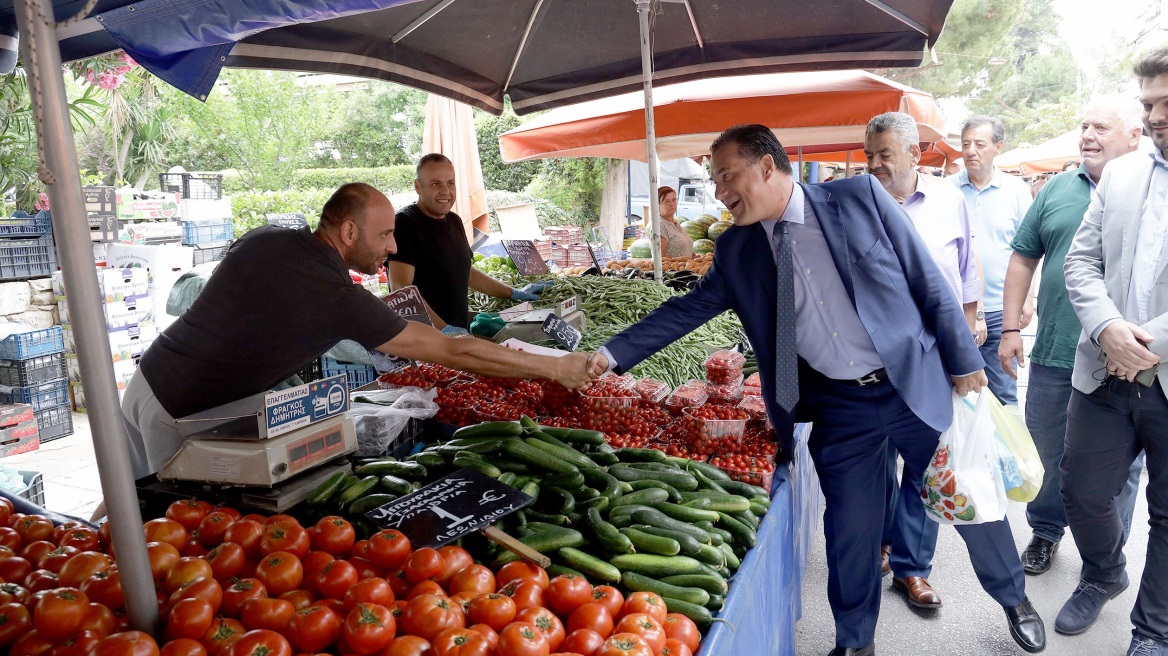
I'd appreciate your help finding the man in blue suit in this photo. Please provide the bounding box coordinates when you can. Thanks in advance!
[591,125,1044,655]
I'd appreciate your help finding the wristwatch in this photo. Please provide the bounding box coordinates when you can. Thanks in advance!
[975,310,985,321]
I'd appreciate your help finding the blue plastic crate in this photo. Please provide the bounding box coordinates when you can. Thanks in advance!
[181,219,233,245]
[0,378,68,411]
[0,212,53,238]
[321,357,377,390]
[0,235,57,281]
[0,327,64,360]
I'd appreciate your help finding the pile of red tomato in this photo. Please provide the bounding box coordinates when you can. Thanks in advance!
[0,498,701,656]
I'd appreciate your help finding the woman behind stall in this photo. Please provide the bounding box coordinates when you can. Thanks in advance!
[643,186,694,258]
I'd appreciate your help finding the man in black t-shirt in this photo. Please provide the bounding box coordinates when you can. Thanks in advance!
[387,154,549,329]
[123,182,594,478]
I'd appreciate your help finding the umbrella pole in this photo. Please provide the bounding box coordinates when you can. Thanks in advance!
[797,146,804,183]
[14,0,159,636]
[845,151,853,178]
[636,0,663,283]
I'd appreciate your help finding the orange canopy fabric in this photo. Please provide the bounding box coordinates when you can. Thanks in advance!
[499,70,949,163]
[422,94,489,238]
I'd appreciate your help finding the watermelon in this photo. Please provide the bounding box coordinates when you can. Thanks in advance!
[693,238,715,254]
[629,238,653,258]
[707,221,732,240]
[695,213,719,226]
[682,221,709,240]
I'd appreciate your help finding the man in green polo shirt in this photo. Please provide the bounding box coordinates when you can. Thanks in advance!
[999,96,1146,575]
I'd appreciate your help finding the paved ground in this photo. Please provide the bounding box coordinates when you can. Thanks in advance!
[2,412,104,519]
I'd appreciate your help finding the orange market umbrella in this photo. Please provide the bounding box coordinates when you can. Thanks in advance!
[422,93,489,238]
[499,70,949,163]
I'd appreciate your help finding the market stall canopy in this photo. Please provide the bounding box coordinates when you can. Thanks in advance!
[796,139,959,168]
[498,70,951,162]
[0,0,955,114]
[421,94,489,238]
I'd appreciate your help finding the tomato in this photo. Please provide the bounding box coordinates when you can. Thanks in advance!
[496,562,549,590]
[314,559,358,600]
[349,556,382,581]
[497,622,549,656]
[36,546,78,573]
[342,603,395,655]
[448,591,476,615]
[201,618,246,656]
[0,499,12,528]
[400,594,465,643]
[465,593,515,632]
[515,607,565,651]
[166,557,215,594]
[567,603,613,638]
[402,548,444,584]
[619,593,665,623]
[143,519,189,551]
[365,531,411,571]
[447,565,494,597]
[407,580,446,600]
[23,569,60,593]
[349,539,371,560]
[147,542,181,584]
[278,589,315,611]
[0,601,31,646]
[0,582,29,605]
[20,541,55,565]
[169,577,224,614]
[0,556,31,583]
[434,547,472,587]
[595,634,651,656]
[34,587,89,642]
[222,521,264,560]
[431,628,491,656]
[160,638,207,656]
[9,629,53,656]
[181,539,209,559]
[92,632,160,656]
[58,528,100,553]
[311,518,356,557]
[562,628,606,656]
[343,577,394,611]
[612,615,664,654]
[547,574,593,617]
[168,598,216,640]
[58,551,113,588]
[500,580,545,613]
[661,638,694,656]
[285,606,341,653]
[14,517,54,546]
[204,542,246,582]
[81,567,123,611]
[387,569,412,600]
[78,603,117,638]
[381,635,433,656]
[0,527,21,551]
[588,587,623,620]
[253,552,303,596]
[240,598,295,632]
[298,551,334,592]
[221,578,266,619]
[167,501,214,533]
[661,614,699,651]
[315,597,347,619]
[225,630,291,656]
[259,524,310,559]
[466,624,498,651]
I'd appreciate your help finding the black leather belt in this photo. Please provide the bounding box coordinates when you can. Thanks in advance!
[836,368,887,386]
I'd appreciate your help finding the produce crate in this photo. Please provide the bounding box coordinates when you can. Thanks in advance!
[0,378,69,412]
[566,244,593,265]
[0,235,57,281]
[192,242,232,265]
[543,226,583,243]
[17,470,44,507]
[181,218,233,246]
[158,172,224,200]
[0,327,64,360]
[0,352,66,387]
[34,406,73,443]
[321,357,377,390]
[0,212,52,238]
[294,358,322,384]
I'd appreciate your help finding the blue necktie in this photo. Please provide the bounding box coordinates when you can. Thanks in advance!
[773,221,798,412]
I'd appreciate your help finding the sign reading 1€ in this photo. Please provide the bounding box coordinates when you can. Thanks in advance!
[264,374,349,438]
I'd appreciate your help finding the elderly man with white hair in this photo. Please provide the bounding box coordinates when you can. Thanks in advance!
[998,95,1146,578]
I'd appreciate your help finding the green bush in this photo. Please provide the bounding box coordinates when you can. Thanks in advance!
[230,188,334,237]
[219,166,416,195]
[485,190,585,232]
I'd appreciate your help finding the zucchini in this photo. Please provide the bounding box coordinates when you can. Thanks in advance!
[630,508,713,545]
[378,474,414,495]
[627,480,682,503]
[537,426,606,445]
[307,470,349,505]
[614,447,669,463]
[716,512,757,548]
[355,460,428,480]
[453,421,522,439]
[609,488,669,509]
[492,527,585,566]
[558,546,622,583]
[660,574,728,595]
[338,475,380,506]
[657,502,721,524]
[535,485,576,515]
[585,507,633,554]
[669,457,731,482]
[525,437,600,470]
[631,526,702,555]
[609,554,704,577]
[660,598,716,631]
[544,469,586,492]
[346,493,398,515]
[620,571,709,606]
[608,465,698,491]
[500,438,577,475]
[619,527,679,556]
[452,453,502,478]
[693,543,726,568]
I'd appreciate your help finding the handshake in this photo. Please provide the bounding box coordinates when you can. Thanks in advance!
[551,351,612,390]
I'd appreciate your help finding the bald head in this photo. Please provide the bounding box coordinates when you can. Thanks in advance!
[319,182,383,230]
[315,182,397,274]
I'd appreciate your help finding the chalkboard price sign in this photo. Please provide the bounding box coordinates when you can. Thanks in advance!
[383,285,434,327]
[541,314,582,352]
[364,468,534,548]
[502,240,550,275]
[266,212,309,229]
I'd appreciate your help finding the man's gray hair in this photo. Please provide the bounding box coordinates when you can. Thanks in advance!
[1085,95,1143,134]
[866,112,920,152]
[961,115,1006,144]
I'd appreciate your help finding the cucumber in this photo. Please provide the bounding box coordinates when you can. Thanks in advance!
[630,508,713,545]
[546,563,586,579]
[608,513,636,529]
[682,497,713,509]
[690,467,728,493]
[524,508,570,525]
[707,526,733,546]
[750,494,773,508]
[657,502,720,524]
[620,482,634,494]
[525,437,600,470]
[444,436,507,447]
[716,512,757,548]
[527,430,574,451]
[696,563,725,579]
[614,447,669,463]
[660,574,728,595]
[609,488,669,509]
[498,472,519,487]
[610,554,704,577]
[608,465,698,491]
[337,475,380,506]
[453,421,522,439]
[535,485,576,515]
[378,474,414,495]
[544,469,586,492]
[625,462,683,473]
[585,507,633,554]
[736,508,761,530]
[705,594,725,611]
[631,526,702,555]
[355,460,428,480]
[693,543,726,568]
[346,493,398,515]
[694,520,716,532]
[407,451,445,468]
[619,527,680,556]
[501,438,577,475]
[717,479,769,498]
[750,500,769,516]
[580,468,622,501]
[558,547,622,583]
[669,457,731,482]
[495,459,533,475]
[578,495,609,513]
[678,492,752,513]
[492,528,585,566]
[573,487,600,503]
[307,470,349,505]
[587,450,620,467]
[520,481,540,502]
[523,521,575,534]
[620,571,709,606]
[452,453,502,478]
[718,542,742,569]
[605,504,659,522]
[537,426,606,445]
[627,480,682,503]
[519,415,540,432]
[660,597,716,631]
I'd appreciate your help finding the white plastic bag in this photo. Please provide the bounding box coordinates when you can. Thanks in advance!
[922,391,1008,525]
[348,388,438,456]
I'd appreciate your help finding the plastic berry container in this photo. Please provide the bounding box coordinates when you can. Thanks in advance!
[377,366,437,391]
[666,381,709,415]
[709,455,775,490]
[705,350,747,384]
[737,395,769,422]
[682,405,749,452]
[634,378,671,404]
[593,373,636,393]
[707,374,744,404]
[414,362,461,385]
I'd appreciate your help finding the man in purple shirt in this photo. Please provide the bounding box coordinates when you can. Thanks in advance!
[864,112,984,611]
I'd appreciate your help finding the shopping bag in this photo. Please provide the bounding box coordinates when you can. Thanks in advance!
[922,391,1009,525]
[987,393,1045,502]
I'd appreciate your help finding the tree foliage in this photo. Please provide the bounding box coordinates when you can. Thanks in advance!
[315,82,426,168]
[476,106,541,192]
[528,157,609,223]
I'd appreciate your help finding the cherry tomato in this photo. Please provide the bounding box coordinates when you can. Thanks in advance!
[465,593,515,632]
[341,603,395,655]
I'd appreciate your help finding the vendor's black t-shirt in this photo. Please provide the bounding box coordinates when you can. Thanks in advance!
[385,204,473,328]
[139,226,409,418]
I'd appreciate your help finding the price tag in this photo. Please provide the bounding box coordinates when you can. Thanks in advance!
[541,314,583,352]
[266,212,309,229]
[501,240,550,275]
[364,468,534,548]
[382,286,434,327]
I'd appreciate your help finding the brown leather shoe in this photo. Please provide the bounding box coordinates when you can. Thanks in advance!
[893,576,942,609]
[881,544,892,578]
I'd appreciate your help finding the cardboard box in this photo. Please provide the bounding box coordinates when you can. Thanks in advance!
[0,419,38,457]
[63,323,157,361]
[65,354,137,386]
[0,404,35,429]
[117,221,183,244]
[52,268,150,302]
[179,198,232,221]
[82,186,116,214]
[115,191,182,221]
[59,296,154,331]
[104,244,194,284]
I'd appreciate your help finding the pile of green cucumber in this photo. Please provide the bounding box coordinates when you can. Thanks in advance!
[305,417,772,630]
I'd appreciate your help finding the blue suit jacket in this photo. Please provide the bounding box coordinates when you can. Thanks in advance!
[604,176,985,456]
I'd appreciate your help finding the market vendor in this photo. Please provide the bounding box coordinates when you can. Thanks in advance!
[643,185,694,257]
[387,154,550,331]
[123,182,595,479]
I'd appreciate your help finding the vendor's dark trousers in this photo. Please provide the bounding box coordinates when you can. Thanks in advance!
[1062,378,1167,643]
[803,368,1026,648]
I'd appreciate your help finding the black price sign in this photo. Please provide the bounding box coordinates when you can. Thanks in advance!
[364,468,534,548]
[542,314,583,352]
[502,240,550,275]
[266,212,309,229]
[383,285,434,327]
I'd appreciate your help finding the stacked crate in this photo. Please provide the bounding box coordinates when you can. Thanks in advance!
[162,173,233,265]
[114,189,184,245]
[0,327,70,442]
[0,212,57,281]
